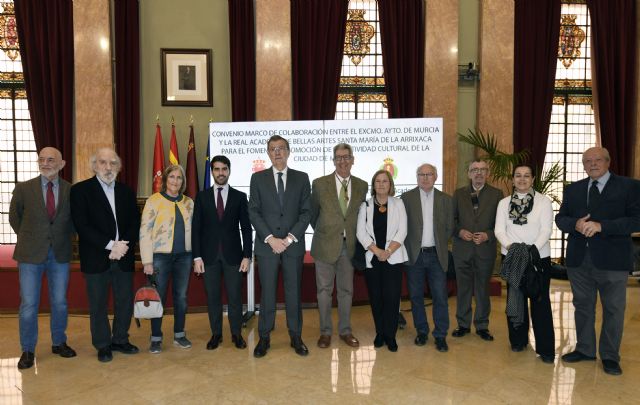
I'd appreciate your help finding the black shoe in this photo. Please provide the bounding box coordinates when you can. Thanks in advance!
[52,342,77,358]
[373,334,385,348]
[17,352,34,369]
[110,342,139,354]
[387,339,398,352]
[290,336,309,356]
[435,337,448,352]
[206,335,223,350]
[602,359,622,376]
[476,329,494,341]
[232,334,247,349]
[97,347,112,363]
[414,333,428,346]
[452,327,471,338]
[540,354,555,364]
[561,350,596,363]
[398,312,407,330]
[511,344,526,352]
[253,337,270,358]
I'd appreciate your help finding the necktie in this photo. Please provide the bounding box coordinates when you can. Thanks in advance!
[339,179,348,216]
[588,180,600,209]
[46,182,55,220]
[277,172,285,208]
[216,187,224,220]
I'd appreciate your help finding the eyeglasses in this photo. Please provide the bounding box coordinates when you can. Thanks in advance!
[268,146,288,153]
[417,173,435,178]
[334,155,353,162]
[469,168,489,174]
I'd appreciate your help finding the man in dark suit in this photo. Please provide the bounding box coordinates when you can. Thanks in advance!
[9,147,76,369]
[401,164,454,352]
[310,143,368,349]
[451,160,503,341]
[192,155,252,350]
[249,135,311,358]
[556,147,640,376]
[70,147,140,363]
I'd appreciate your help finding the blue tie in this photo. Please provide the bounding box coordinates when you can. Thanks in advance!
[277,172,285,208]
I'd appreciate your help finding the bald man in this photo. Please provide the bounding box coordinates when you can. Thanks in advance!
[556,147,640,376]
[10,147,76,369]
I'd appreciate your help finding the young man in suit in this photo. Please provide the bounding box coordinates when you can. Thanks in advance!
[10,147,76,369]
[310,143,368,349]
[249,135,311,358]
[70,148,140,363]
[192,155,252,350]
[556,147,640,376]
[451,160,503,342]
[401,163,454,352]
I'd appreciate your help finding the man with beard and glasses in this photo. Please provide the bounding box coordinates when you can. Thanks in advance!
[71,148,140,363]
[192,155,252,350]
[10,147,76,369]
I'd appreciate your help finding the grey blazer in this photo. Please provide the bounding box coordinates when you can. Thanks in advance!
[309,173,368,263]
[9,176,73,263]
[248,167,311,257]
[452,183,503,261]
[401,187,454,271]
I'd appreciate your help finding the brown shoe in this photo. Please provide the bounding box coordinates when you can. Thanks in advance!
[339,333,359,348]
[317,335,331,348]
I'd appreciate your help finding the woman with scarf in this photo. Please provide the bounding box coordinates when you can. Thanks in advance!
[495,164,555,363]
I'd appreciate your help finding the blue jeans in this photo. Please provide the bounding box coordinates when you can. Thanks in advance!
[150,252,192,342]
[19,247,70,352]
[407,250,449,338]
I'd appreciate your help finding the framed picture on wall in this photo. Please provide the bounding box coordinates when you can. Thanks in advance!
[161,48,213,106]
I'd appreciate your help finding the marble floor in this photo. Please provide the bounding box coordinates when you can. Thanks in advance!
[1,279,639,405]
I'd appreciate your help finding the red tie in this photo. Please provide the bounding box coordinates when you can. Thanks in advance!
[216,187,224,220]
[46,182,55,220]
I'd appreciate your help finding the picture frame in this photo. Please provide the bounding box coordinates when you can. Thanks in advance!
[161,48,213,107]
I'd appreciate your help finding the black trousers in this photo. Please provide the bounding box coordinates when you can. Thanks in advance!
[84,262,134,350]
[203,256,244,336]
[506,257,555,356]
[364,260,403,342]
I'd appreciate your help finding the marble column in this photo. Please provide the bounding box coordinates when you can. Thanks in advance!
[73,0,114,182]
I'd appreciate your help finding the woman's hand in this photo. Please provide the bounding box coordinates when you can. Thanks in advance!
[143,264,154,275]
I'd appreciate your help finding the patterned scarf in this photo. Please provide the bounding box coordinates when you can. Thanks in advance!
[508,190,534,225]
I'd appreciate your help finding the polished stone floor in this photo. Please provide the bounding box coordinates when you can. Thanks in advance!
[1,279,639,404]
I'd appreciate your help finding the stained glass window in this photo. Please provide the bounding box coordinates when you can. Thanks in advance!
[0,0,38,244]
[335,0,388,120]
[544,0,596,261]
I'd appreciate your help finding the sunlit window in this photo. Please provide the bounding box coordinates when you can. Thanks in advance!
[335,0,388,120]
[0,0,38,244]
[543,0,596,261]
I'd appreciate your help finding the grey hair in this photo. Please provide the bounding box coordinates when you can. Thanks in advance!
[89,147,122,173]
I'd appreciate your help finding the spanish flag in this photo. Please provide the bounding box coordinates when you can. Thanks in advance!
[169,124,180,165]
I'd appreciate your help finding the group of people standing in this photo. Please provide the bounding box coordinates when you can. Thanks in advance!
[10,139,639,377]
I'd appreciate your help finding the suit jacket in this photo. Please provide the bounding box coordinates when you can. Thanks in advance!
[452,183,503,261]
[192,185,252,265]
[70,176,140,273]
[309,173,368,263]
[356,196,408,268]
[401,187,454,270]
[556,173,640,271]
[9,176,73,263]
[248,167,311,257]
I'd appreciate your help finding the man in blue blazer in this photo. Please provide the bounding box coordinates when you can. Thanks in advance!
[556,147,640,376]
[192,155,252,350]
[249,135,311,358]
